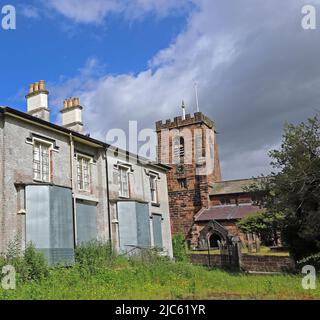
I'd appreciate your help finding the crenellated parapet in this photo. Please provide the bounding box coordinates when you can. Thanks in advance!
[155,112,215,131]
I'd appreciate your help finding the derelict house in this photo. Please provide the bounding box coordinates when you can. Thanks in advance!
[0,80,173,265]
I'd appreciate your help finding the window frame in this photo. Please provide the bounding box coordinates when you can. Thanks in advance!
[76,154,92,192]
[118,165,130,198]
[149,174,158,204]
[178,178,188,189]
[33,139,52,183]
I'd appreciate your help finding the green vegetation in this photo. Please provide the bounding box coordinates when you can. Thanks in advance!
[0,238,49,283]
[0,241,318,300]
[237,211,285,246]
[172,234,188,262]
[244,117,320,261]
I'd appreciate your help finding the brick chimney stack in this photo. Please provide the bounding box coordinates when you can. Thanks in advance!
[60,97,83,133]
[25,80,50,121]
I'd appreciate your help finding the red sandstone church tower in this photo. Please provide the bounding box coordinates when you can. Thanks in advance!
[156,103,221,244]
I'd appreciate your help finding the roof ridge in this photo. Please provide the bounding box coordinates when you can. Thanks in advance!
[213,178,257,184]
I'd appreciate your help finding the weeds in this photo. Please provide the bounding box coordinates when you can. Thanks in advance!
[0,241,319,300]
[172,234,188,262]
[0,238,49,283]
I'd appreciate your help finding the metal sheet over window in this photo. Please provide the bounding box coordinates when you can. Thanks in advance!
[118,201,151,253]
[26,185,74,266]
[76,201,97,245]
[152,214,163,249]
[136,203,151,248]
[118,202,138,252]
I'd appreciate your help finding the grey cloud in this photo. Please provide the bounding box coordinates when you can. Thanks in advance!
[50,0,320,180]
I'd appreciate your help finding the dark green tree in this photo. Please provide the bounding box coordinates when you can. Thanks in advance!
[249,117,320,260]
[237,210,285,246]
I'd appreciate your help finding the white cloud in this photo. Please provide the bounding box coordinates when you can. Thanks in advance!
[47,0,193,24]
[49,0,320,179]
[20,5,40,19]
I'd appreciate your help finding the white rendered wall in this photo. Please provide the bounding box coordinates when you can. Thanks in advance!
[27,93,48,111]
[62,108,82,126]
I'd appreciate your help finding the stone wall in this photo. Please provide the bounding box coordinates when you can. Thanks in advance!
[190,253,296,273]
[241,255,296,273]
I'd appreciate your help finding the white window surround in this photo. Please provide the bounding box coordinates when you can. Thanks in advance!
[113,161,133,172]
[144,169,160,179]
[33,138,53,183]
[76,153,93,192]
[26,135,59,153]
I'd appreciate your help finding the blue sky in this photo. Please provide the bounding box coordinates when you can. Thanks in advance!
[1,0,320,180]
[0,0,189,109]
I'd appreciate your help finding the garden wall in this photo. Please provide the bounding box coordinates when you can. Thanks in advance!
[190,254,296,273]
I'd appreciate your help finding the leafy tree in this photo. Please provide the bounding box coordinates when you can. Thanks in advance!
[237,210,285,246]
[250,117,320,260]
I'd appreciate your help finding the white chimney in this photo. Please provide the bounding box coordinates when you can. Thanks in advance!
[25,80,50,121]
[60,97,83,133]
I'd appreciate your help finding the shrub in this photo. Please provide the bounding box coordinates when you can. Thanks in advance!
[22,243,49,282]
[172,234,188,262]
[1,239,49,283]
[75,240,114,273]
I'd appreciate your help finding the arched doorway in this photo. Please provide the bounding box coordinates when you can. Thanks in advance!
[209,233,222,248]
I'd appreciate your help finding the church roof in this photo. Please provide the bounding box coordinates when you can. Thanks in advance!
[195,205,264,221]
[211,178,258,195]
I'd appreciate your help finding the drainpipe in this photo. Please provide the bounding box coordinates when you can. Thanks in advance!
[105,148,112,247]
[69,133,78,247]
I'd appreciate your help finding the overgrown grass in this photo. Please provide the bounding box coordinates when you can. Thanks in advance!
[0,241,319,300]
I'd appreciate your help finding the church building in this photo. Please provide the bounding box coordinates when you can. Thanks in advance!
[156,105,263,248]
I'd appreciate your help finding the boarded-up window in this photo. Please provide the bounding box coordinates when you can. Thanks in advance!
[76,201,97,245]
[26,185,74,266]
[117,201,151,253]
[152,214,163,249]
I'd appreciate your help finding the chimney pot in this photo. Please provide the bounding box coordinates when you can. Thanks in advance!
[68,98,73,108]
[63,99,68,109]
[29,84,34,94]
[73,97,80,106]
[34,82,39,92]
[39,80,45,91]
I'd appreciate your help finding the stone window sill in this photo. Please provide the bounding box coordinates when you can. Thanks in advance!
[151,202,161,208]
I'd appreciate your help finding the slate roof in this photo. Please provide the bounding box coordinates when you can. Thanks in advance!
[195,205,264,222]
[211,178,258,195]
